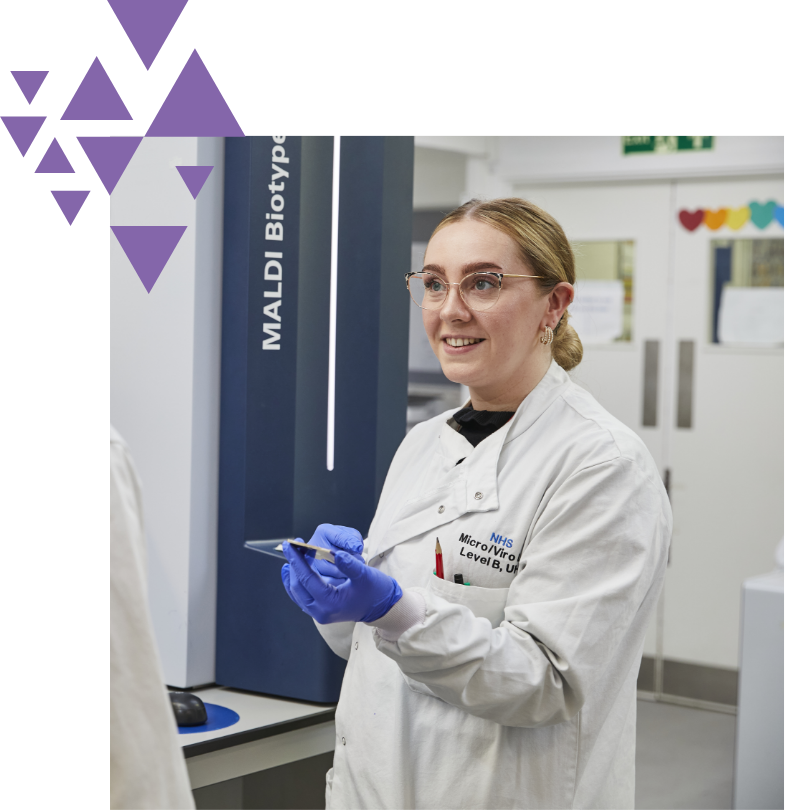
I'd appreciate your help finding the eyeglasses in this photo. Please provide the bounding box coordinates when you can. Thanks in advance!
[405,271,543,312]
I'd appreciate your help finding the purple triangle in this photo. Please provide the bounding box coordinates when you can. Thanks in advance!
[11,71,48,104]
[111,225,187,292]
[78,136,143,194]
[35,138,74,173]
[61,57,132,120]
[51,190,90,225]
[1,116,45,156]
[146,50,243,136]
[176,165,213,199]
[107,0,189,70]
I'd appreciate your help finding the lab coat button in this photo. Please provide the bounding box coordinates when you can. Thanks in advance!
[354,641,358,650]
[438,505,445,513]
[342,737,346,745]
[474,492,483,500]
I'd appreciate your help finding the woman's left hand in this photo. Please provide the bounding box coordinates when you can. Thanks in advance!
[304,523,365,586]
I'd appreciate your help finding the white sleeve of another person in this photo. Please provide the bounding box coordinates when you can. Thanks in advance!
[110,427,195,810]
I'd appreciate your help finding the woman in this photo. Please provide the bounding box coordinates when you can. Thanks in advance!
[281,198,671,809]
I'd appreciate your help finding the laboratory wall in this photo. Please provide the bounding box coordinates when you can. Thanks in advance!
[413,146,467,209]
[495,136,783,184]
[110,137,224,688]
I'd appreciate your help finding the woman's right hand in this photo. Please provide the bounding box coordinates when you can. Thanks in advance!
[305,523,365,585]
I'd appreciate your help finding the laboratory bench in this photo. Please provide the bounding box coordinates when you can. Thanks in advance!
[180,686,336,810]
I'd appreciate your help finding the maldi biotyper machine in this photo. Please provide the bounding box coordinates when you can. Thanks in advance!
[216,136,414,702]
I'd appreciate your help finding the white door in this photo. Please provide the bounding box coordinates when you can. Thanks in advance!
[668,177,783,670]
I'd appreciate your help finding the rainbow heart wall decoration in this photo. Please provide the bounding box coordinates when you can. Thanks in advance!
[679,201,784,232]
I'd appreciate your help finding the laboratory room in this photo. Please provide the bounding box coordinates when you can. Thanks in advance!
[110,137,784,810]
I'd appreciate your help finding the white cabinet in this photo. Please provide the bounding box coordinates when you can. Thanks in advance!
[733,570,784,809]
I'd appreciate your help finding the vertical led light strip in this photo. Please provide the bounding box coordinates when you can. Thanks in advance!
[326,136,340,471]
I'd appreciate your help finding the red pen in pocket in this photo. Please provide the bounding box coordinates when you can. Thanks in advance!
[435,538,444,579]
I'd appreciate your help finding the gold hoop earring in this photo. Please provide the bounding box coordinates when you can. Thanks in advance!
[540,326,554,345]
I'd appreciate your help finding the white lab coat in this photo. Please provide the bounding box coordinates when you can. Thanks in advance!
[316,361,671,810]
[110,427,195,809]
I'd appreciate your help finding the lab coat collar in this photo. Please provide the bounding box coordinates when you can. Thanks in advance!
[439,361,570,458]
[504,360,571,445]
[446,360,570,513]
[370,362,571,561]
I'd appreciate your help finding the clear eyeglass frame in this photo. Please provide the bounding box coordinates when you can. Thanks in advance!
[405,270,544,312]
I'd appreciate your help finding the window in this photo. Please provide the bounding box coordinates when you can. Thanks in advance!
[570,241,634,343]
[710,239,784,346]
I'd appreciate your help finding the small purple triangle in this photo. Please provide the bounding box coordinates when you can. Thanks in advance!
[61,57,132,121]
[107,0,189,70]
[1,116,45,156]
[51,190,90,225]
[78,136,143,194]
[146,50,243,136]
[11,71,48,104]
[176,165,213,199]
[111,225,187,292]
[35,138,74,173]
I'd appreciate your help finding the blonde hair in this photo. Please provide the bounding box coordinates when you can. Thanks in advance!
[432,198,583,371]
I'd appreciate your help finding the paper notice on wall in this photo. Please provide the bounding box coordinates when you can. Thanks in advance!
[569,280,624,344]
[718,287,784,346]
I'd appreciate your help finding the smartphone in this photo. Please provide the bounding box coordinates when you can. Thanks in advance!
[284,539,335,564]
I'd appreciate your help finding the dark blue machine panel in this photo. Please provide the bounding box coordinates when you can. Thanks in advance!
[217,137,413,702]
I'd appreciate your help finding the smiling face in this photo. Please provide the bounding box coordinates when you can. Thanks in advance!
[422,219,562,411]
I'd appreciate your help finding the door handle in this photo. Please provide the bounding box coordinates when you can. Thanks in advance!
[642,340,659,427]
[676,340,695,429]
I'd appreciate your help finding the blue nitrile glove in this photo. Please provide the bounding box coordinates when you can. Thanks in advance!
[306,524,365,586]
[280,543,402,624]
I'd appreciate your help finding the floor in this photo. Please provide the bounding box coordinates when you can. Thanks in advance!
[194,699,738,809]
[636,699,736,810]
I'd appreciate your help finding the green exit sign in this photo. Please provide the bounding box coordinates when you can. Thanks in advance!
[622,136,714,155]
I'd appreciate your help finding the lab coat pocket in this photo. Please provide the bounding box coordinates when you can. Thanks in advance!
[428,574,510,628]
[402,577,510,699]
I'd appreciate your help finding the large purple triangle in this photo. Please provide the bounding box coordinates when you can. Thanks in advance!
[35,138,74,173]
[11,71,48,104]
[1,116,45,156]
[78,136,143,194]
[111,225,187,292]
[107,0,189,70]
[51,190,90,225]
[176,165,213,199]
[146,50,243,136]
[61,58,132,120]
